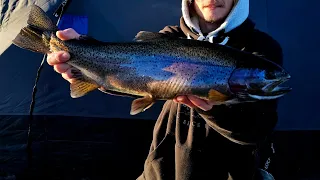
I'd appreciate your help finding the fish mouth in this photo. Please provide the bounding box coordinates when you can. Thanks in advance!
[262,73,291,91]
[248,75,292,100]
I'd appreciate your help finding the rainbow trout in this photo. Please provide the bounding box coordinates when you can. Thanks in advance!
[12,5,291,115]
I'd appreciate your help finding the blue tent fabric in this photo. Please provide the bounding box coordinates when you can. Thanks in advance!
[58,14,88,35]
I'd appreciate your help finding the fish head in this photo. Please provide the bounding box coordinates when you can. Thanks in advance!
[228,59,292,100]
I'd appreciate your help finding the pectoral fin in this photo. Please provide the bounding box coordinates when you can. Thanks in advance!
[130,95,155,115]
[208,89,229,102]
[70,80,99,98]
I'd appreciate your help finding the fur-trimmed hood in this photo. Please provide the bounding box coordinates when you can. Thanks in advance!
[181,0,249,44]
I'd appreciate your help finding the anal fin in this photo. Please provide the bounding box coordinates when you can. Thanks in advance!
[70,80,99,98]
[130,95,155,115]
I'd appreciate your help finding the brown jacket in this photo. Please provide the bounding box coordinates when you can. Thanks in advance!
[137,17,283,180]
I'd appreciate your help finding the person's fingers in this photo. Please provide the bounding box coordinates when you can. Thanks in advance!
[175,95,195,109]
[188,95,213,111]
[47,51,70,65]
[56,28,80,40]
[65,78,76,84]
[174,95,214,111]
[53,64,72,74]
[45,28,81,85]
[61,68,75,82]
[61,68,82,84]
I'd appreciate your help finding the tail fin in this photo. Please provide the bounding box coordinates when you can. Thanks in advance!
[27,5,57,31]
[12,26,51,54]
[12,5,58,54]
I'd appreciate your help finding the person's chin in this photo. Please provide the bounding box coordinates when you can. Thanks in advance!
[204,11,224,22]
[204,16,223,24]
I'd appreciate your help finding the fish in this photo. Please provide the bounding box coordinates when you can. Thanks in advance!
[12,5,291,115]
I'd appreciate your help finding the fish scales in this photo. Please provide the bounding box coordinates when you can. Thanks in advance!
[60,38,238,99]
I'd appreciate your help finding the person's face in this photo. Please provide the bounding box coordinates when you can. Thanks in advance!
[193,0,234,23]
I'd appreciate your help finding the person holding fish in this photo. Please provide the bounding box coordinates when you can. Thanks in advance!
[43,0,285,179]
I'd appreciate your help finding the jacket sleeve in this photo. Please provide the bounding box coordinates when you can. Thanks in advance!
[158,25,187,38]
[196,30,284,146]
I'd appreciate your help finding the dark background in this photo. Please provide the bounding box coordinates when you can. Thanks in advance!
[0,0,319,179]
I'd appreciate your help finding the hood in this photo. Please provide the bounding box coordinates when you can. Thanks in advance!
[181,0,249,45]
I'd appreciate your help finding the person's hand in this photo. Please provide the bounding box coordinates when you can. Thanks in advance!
[173,95,215,111]
[47,28,80,83]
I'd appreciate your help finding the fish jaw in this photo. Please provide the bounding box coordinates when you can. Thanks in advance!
[228,67,292,101]
[247,76,292,100]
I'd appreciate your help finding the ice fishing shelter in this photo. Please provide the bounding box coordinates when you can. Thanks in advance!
[0,0,319,179]
[0,1,168,179]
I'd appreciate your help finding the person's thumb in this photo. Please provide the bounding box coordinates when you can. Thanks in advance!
[56,28,80,40]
